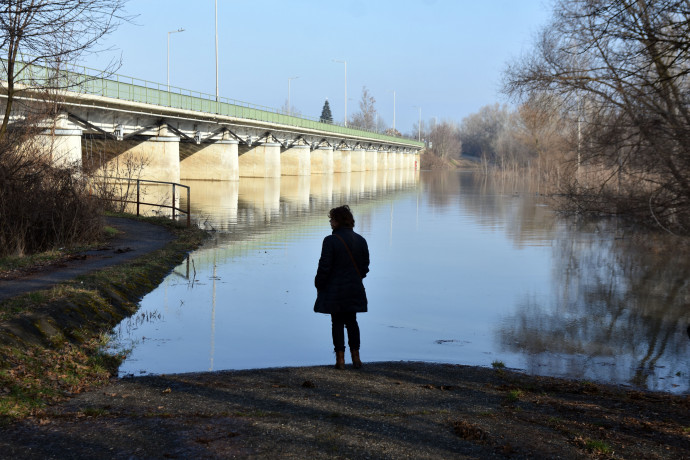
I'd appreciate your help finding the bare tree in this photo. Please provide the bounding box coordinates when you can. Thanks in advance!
[280,99,301,118]
[349,86,377,130]
[458,103,510,161]
[504,0,690,231]
[0,0,130,256]
[0,0,130,139]
[429,120,461,160]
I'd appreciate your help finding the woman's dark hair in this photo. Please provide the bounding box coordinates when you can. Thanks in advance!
[329,205,355,229]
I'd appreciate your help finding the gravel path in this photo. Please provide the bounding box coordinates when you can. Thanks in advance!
[0,217,174,302]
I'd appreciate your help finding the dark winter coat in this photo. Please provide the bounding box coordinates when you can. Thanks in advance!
[313,227,370,314]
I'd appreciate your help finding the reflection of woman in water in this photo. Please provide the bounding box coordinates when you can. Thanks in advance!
[314,205,370,369]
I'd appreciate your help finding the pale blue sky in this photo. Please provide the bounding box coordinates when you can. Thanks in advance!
[85,0,552,135]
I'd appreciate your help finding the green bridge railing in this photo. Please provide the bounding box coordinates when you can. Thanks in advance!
[6,60,423,148]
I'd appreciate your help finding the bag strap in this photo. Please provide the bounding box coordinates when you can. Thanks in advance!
[333,233,362,278]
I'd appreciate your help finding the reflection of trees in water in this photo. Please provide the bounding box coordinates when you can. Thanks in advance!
[423,171,559,248]
[500,224,690,391]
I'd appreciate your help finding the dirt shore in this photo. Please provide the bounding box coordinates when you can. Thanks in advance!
[2,361,689,459]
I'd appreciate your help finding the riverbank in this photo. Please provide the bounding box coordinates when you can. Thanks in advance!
[0,214,208,419]
[2,361,688,459]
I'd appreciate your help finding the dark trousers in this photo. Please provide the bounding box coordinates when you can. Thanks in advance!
[331,312,360,352]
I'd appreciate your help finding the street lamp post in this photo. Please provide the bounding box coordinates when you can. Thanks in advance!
[288,76,299,116]
[333,59,347,126]
[167,28,185,91]
[215,0,219,102]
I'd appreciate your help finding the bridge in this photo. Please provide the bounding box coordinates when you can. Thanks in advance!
[9,62,424,183]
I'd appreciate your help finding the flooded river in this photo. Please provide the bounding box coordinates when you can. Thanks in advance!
[110,170,690,394]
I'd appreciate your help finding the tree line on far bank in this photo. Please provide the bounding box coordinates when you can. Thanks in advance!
[421,0,690,235]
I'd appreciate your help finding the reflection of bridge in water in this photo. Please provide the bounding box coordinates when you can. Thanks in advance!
[179,168,419,270]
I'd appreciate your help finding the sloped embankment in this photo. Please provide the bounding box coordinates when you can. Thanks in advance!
[0,217,207,418]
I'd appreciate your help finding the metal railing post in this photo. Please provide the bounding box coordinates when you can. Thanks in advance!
[136,179,140,217]
[186,186,191,228]
[172,183,176,221]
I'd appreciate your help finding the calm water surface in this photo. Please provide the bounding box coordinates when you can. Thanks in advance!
[110,170,690,393]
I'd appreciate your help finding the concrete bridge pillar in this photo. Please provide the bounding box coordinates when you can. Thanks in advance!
[364,148,377,171]
[311,146,333,174]
[111,127,180,183]
[239,142,281,178]
[333,147,351,173]
[394,152,403,169]
[42,128,83,168]
[376,149,388,170]
[39,113,83,168]
[281,144,311,176]
[180,139,238,181]
[351,148,365,172]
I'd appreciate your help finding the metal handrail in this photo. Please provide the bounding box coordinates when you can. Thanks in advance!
[93,176,190,227]
[2,59,424,148]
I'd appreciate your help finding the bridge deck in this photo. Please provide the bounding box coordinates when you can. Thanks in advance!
[7,61,423,149]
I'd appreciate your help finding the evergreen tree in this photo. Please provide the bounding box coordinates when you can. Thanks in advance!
[320,99,333,124]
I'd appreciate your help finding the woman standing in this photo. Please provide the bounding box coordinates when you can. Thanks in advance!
[314,205,370,369]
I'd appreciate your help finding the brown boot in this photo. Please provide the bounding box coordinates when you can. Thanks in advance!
[351,349,362,369]
[335,351,345,370]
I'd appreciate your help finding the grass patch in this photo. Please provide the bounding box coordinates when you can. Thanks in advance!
[103,226,120,238]
[0,250,65,275]
[82,406,110,417]
[491,361,506,369]
[506,389,523,402]
[585,439,612,454]
[0,338,120,420]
